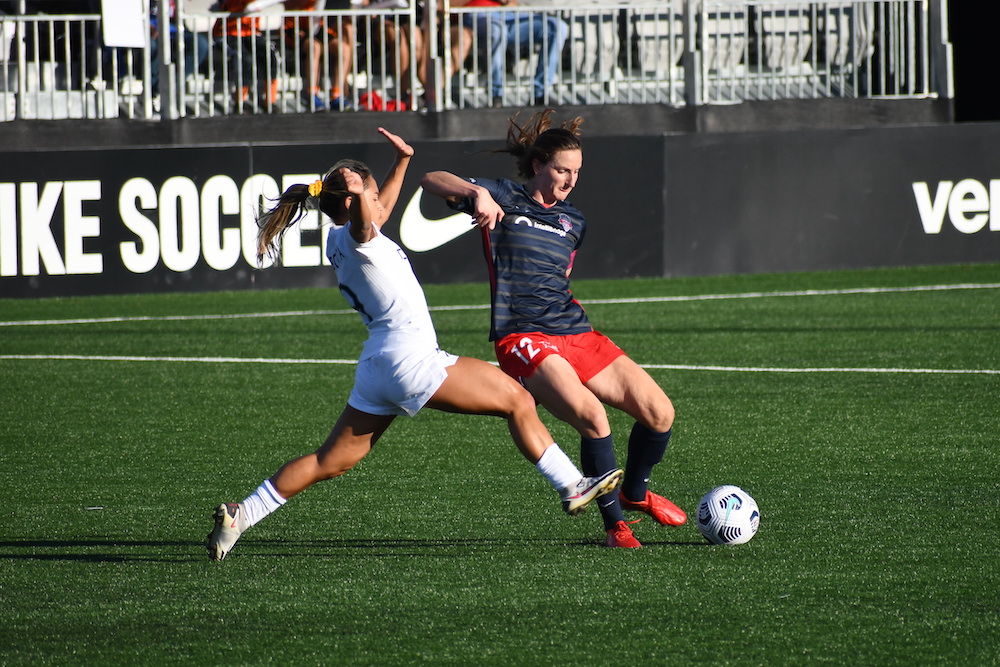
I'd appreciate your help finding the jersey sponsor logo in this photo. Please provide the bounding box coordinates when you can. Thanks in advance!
[398,187,476,252]
[511,214,568,238]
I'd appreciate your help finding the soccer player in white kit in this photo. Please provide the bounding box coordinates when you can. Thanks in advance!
[207,127,621,560]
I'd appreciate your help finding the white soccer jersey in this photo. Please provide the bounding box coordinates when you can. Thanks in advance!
[325,224,440,360]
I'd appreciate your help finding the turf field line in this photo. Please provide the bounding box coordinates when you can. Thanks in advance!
[0,354,359,365]
[0,309,358,327]
[643,364,1000,375]
[2,354,996,375]
[577,282,1000,305]
[1,282,997,328]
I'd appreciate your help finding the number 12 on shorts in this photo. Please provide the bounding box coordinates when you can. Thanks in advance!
[512,337,541,365]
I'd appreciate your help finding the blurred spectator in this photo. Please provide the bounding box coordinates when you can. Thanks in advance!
[357,0,422,109]
[150,0,209,95]
[451,0,502,104]
[213,0,282,111]
[281,0,355,110]
[14,0,101,83]
[414,0,472,107]
[453,0,567,107]
[228,0,421,110]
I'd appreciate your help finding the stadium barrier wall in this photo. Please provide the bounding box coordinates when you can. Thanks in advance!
[661,122,1000,276]
[0,121,997,298]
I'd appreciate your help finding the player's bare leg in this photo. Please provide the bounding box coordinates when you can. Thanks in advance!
[208,407,394,561]
[425,357,621,515]
[270,407,395,499]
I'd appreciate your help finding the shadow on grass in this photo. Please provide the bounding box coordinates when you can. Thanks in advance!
[0,536,709,562]
[0,539,203,563]
[241,536,709,557]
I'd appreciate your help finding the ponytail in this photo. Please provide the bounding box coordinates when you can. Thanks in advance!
[256,184,312,266]
[255,158,375,266]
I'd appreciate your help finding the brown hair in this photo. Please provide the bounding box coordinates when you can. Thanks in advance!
[255,158,373,266]
[499,109,584,179]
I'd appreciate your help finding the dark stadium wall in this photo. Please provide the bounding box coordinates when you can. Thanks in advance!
[661,122,1000,276]
[0,97,952,151]
[1,121,998,298]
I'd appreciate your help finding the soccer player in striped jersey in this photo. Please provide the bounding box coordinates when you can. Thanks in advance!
[207,127,621,561]
[421,110,687,548]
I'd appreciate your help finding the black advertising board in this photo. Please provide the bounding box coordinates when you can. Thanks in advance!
[0,123,997,299]
[661,123,1000,276]
[0,144,259,297]
[0,135,662,298]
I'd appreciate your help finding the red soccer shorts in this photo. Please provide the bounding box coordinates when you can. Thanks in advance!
[494,330,626,384]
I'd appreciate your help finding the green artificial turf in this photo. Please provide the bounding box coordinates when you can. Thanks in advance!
[1,263,998,665]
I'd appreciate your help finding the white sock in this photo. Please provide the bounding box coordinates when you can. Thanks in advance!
[240,479,287,529]
[535,444,583,499]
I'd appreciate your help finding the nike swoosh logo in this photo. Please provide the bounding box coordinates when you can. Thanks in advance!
[398,187,476,252]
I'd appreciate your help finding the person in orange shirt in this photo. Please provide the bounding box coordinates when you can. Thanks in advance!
[212,0,283,112]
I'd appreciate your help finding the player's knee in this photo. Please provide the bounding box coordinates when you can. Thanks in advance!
[643,397,675,433]
[574,401,611,437]
[505,382,538,418]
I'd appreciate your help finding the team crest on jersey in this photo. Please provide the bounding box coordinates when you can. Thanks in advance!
[558,214,572,232]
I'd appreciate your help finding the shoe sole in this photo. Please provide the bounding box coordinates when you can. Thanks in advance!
[564,469,624,517]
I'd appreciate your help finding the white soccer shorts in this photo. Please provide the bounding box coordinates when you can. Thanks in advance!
[348,346,459,417]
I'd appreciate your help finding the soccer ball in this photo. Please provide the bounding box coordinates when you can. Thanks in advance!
[697,485,760,545]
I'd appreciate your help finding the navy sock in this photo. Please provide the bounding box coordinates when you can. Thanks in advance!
[621,423,672,502]
[581,435,626,530]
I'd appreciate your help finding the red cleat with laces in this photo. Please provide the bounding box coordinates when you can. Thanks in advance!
[619,490,687,526]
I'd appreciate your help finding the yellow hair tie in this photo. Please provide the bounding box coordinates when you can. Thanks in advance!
[308,180,324,198]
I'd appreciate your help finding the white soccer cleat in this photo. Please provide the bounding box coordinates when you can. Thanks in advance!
[207,502,246,561]
[562,468,624,516]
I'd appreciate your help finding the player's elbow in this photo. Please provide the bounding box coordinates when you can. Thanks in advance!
[419,172,442,192]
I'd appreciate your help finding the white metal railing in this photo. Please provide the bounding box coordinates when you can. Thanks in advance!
[0,0,951,121]
[699,0,942,102]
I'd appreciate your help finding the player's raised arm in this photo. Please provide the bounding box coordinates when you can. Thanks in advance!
[342,168,379,244]
[374,127,413,219]
[420,171,504,230]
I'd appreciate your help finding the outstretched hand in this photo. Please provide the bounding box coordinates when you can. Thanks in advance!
[378,127,414,159]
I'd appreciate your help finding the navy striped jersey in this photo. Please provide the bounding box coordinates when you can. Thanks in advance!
[450,177,593,341]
